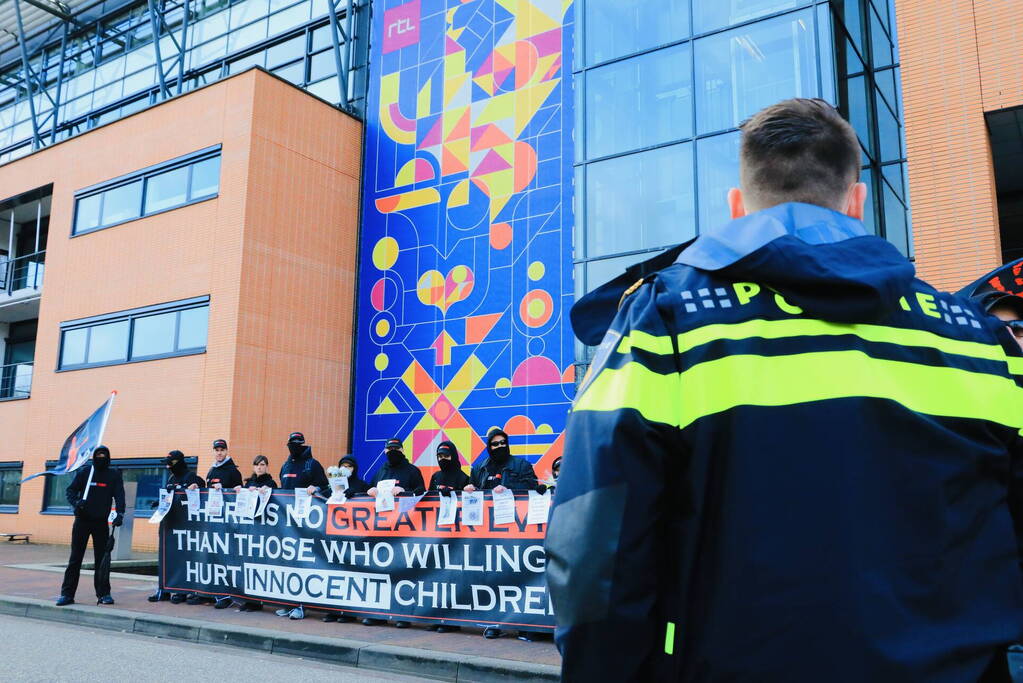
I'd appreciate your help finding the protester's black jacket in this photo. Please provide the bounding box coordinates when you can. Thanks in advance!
[206,458,242,488]
[429,467,471,492]
[470,455,537,490]
[279,446,329,494]
[370,457,425,492]
[244,473,278,488]
[339,457,369,496]
[66,465,125,523]
[167,470,204,491]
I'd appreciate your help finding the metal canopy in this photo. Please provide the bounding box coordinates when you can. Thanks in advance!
[0,0,98,56]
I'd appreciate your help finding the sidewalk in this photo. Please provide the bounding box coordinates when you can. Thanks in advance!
[0,542,560,682]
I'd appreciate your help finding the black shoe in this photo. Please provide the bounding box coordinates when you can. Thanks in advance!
[361,617,383,626]
[394,620,410,629]
[213,597,232,609]
[246,602,263,612]
[426,624,440,632]
[55,596,74,607]
[517,631,542,642]
[337,614,354,623]
[436,625,461,634]
[169,593,186,604]
[322,613,339,622]
[185,594,207,605]
[483,627,502,639]
[147,590,168,602]
[97,595,114,605]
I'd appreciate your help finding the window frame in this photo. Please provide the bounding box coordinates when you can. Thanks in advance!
[0,461,23,513]
[41,456,198,516]
[71,145,222,237]
[57,296,211,372]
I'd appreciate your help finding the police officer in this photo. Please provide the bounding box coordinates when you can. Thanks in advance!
[276,431,329,620]
[545,98,1023,682]
[152,450,203,603]
[57,446,124,606]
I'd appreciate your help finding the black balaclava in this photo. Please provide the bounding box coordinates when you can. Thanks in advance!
[552,456,562,480]
[386,438,405,466]
[487,429,511,465]
[437,441,459,471]
[287,432,307,460]
[339,455,359,476]
[165,450,188,476]
[92,445,111,471]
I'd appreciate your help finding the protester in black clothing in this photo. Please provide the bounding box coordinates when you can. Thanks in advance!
[241,454,277,489]
[466,429,539,638]
[428,441,470,494]
[362,438,424,628]
[58,446,124,606]
[338,454,368,496]
[152,450,203,603]
[466,429,538,493]
[206,439,242,490]
[367,438,425,495]
[276,432,329,620]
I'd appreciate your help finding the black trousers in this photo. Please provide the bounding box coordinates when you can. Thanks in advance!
[60,516,110,599]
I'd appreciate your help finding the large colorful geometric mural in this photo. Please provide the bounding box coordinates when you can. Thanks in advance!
[352,0,575,482]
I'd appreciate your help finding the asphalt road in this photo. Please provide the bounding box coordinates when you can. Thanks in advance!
[0,614,429,682]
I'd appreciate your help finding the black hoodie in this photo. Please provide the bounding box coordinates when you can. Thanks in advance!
[206,457,242,488]
[244,472,278,488]
[428,441,470,493]
[279,444,329,494]
[66,463,125,523]
[369,451,425,492]
[338,456,368,496]
[167,458,204,490]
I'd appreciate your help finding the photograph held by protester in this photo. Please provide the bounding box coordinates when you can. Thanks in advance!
[546,98,1023,682]
[57,446,124,607]
[275,431,329,620]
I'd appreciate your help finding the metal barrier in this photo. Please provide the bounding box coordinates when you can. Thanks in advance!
[0,251,45,295]
[0,362,33,399]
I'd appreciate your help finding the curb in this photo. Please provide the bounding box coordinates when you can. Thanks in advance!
[0,595,560,682]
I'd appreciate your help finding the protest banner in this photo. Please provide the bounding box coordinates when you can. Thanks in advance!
[159,490,554,631]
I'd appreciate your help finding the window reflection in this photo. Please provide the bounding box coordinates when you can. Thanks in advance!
[585,0,691,65]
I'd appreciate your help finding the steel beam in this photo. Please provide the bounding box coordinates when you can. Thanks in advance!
[12,0,42,149]
[326,0,354,112]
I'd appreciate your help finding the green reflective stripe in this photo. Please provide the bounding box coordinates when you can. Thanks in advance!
[616,329,674,355]
[676,318,1007,360]
[574,351,1023,431]
[678,350,1023,430]
[1007,357,1023,376]
[574,362,681,427]
[665,621,676,655]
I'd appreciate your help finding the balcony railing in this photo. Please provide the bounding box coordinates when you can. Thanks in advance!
[0,361,32,400]
[0,251,45,296]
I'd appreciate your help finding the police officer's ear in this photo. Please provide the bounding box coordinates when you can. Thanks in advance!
[728,188,747,220]
[842,182,868,221]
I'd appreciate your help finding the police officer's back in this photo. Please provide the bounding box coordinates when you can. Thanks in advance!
[545,99,1023,682]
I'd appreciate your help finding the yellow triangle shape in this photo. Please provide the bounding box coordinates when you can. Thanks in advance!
[373,397,400,415]
[417,79,432,118]
[489,195,512,221]
[517,2,560,39]
[515,80,558,136]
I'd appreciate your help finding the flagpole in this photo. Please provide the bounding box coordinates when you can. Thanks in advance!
[81,461,95,502]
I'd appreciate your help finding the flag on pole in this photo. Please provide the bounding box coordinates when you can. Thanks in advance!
[21,391,117,483]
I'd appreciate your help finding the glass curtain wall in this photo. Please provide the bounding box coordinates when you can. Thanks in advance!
[574,0,907,371]
[0,0,366,163]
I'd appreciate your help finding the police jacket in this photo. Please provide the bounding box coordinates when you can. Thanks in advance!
[66,465,125,523]
[370,457,425,492]
[469,455,537,491]
[206,458,242,489]
[545,202,1023,683]
[244,473,277,488]
[279,446,329,494]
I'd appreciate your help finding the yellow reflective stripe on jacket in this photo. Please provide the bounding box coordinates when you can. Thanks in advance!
[616,317,1007,362]
[574,351,1023,431]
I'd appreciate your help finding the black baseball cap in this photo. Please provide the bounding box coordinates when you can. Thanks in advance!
[213,439,228,450]
[163,450,185,466]
[288,432,305,444]
[93,445,110,459]
[386,438,403,450]
[974,291,1023,318]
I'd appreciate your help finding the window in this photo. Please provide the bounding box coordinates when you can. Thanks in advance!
[695,10,817,134]
[42,457,197,515]
[584,142,696,259]
[696,131,741,233]
[0,462,22,512]
[584,0,690,65]
[585,43,693,159]
[694,0,802,34]
[59,297,210,370]
[73,148,222,235]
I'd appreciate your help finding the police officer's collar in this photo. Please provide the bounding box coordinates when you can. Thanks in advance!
[677,202,868,272]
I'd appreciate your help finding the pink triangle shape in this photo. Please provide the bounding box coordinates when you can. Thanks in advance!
[446,36,462,55]
[475,149,512,175]
[419,117,443,149]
